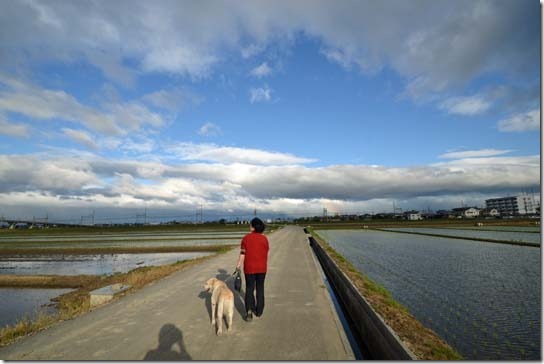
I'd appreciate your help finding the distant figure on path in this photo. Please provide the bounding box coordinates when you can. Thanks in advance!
[236,217,269,322]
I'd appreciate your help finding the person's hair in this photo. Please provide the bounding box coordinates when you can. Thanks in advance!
[250,217,265,233]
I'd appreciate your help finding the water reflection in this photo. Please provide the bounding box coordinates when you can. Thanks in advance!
[385,227,541,244]
[317,229,541,360]
[0,288,72,327]
[0,252,212,276]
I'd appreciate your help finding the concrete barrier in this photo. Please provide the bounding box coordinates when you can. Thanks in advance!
[90,283,131,307]
[309,236,416,360]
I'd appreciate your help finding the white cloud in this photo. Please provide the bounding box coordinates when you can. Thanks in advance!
[439,95,491,116]
[2,1,536,96]
[250,62,272,78]
[198,122,222,137]
[0,115,30,138]
[439,149,513,159]
[120,137,156,154]
[0,75,164,136]
[498,109,540,132]
[320,48,353,70]
[0,152,539,220]
[166,142,316,165]
[141,46,217,78]
[241,44,264,59]
[62,128,98,150]
[142,88,189,112]
[249,85,273,103]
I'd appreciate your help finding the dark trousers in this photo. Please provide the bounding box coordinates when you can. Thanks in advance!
[244,273,266,316]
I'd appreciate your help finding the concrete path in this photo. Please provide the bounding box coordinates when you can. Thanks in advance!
[0,226,354,360]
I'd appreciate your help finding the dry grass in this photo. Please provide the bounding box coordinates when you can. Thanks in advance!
[0,246,233,347]
[309,228,462,360]
[0,311,58,345]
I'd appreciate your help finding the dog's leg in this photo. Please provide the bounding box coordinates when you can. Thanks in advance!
[211,302,216,326]
[227,302,233,332]
[211,288,218,326]
[216,299,224,336]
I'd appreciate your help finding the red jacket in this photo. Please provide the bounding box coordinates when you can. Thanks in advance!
[240,232,269,274]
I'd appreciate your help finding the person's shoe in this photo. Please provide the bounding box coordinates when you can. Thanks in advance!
[245,311,253,322]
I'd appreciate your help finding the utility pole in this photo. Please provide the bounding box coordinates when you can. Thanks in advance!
[196,204,203,224]
[254,208,257,217]
[323,208,328,222]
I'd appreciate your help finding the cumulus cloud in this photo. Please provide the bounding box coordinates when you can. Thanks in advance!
[249,85,273,103]
[197,122,222,137]
[498,109,540,132]
[438,149,513,159]
[250,62,272,78]
[0,75,164,136]
[2,1,536,97]
[0,155,100,194]
[0,151,539,220]
[62,128,98,150]
[166,142,316,165]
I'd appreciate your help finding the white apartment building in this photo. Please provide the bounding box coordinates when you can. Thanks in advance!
[485,195,537,216]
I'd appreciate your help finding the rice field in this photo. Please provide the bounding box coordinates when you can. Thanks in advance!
[382,227,541,245]
[316,229,541,360]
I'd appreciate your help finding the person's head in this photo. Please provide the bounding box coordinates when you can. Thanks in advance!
[250,217,265,233]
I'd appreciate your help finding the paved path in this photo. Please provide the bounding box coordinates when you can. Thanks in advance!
[0,226,354,360]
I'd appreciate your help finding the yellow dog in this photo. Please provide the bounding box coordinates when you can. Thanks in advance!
[203,278,234,336]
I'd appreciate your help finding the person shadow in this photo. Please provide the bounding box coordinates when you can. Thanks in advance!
[198,269,246,323]
[143,323,192,360]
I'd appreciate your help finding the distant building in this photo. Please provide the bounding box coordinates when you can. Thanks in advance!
[481,208,500,217]
[485,195,537,216]
[404,211,423,220]
[452,207,480,218]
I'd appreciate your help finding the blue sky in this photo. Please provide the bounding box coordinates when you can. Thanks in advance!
[0,0,540,222]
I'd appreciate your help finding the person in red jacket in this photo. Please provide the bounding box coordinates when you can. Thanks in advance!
[236,217,269,322]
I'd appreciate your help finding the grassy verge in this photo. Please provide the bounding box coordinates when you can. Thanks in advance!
[308,228,462,360]
[0,245,233,347]
[0,244,237,256]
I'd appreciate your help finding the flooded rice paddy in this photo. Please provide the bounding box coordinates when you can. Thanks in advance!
[0,231,245,243]
[0,229,245,330]
[316,229,541,360]
[448,226,541,233]
[384,227,541,244]
[0,288,73,328]
[0,238,240,250]
[0,252,212,276]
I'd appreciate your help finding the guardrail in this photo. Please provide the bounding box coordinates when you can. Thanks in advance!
[308,235,416,360]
